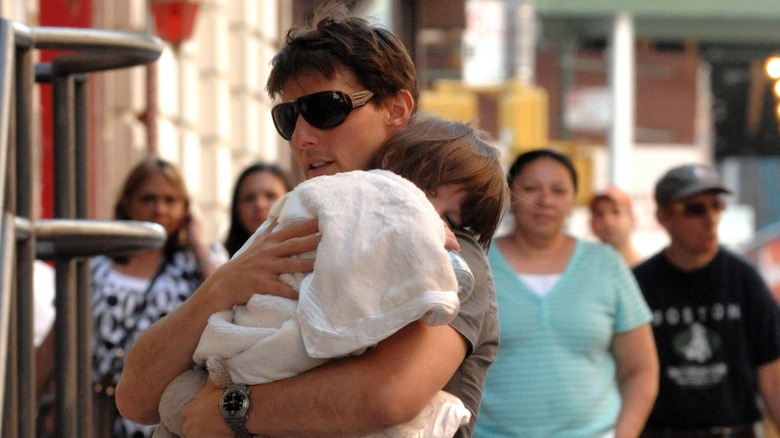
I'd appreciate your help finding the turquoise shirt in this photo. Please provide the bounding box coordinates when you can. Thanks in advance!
[475,239,651,438]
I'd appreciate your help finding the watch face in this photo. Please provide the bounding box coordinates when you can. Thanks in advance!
[220,388,249,418]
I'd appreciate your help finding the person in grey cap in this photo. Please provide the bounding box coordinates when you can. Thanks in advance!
[633,164,780,437]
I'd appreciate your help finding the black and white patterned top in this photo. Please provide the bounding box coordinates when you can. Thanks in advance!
[90,246,221,437]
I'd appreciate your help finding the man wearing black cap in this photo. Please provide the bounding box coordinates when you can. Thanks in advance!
[634,164,780,437]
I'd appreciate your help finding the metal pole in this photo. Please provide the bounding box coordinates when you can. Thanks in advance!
[608,11,636,188]
[74,73,93,438]
[0,213,16,438]
[15,33,36,438]
[52,73,78,438]
[0,21,164,438]
[0,17,19,438]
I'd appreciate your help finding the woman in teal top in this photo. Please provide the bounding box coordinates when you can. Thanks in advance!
[475,149,658,438]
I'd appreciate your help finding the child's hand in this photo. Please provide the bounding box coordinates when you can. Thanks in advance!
[443,220,460,252]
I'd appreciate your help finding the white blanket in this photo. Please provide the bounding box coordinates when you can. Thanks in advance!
[159,170,471,437]
[193,169,461,382]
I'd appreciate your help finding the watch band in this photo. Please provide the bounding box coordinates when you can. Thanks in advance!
[226,415,251,438]
[220,384,251,438]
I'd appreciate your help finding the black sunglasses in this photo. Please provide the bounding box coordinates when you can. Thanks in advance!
[271,90,375,140]
[673,198,726,216]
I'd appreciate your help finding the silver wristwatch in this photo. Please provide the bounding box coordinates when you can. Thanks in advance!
[218,384,251,438]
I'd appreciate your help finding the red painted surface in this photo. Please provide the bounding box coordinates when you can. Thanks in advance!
[38,0,92,218]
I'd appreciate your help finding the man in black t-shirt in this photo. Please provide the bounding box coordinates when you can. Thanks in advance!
[634,164,780,437]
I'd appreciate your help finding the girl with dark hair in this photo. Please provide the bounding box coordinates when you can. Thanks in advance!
[224,163,293,256]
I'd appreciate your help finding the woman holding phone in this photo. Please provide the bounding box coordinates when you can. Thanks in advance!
[90,156,227,437]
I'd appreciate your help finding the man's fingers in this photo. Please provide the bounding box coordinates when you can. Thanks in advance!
[261,279,300,300]
[268,219,319,242]
[265,254,316,279]
[279,233,321,257]
[282,256,316,273]
[256,219,320,257]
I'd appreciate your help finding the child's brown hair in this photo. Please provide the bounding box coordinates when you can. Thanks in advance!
[368,113,509,248]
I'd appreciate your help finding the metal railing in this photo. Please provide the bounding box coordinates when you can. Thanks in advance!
[0,19,166,438]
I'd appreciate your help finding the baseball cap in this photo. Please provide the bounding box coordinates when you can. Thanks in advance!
[589,185,633,212]
[654,164,731,206]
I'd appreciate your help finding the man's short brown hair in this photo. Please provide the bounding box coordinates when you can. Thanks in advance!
[266,3,418,106]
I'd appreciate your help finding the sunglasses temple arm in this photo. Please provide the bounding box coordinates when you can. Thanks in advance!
[350,90,374,107]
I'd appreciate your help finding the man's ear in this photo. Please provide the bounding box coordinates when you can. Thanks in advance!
[655,206,668,228]
[385,89,414,128]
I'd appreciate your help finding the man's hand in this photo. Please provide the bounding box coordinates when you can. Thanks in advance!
[209,219,321,307]
[182,379,234,438]
[115,219,320,425]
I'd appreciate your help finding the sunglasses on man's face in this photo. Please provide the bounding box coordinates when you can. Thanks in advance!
[271,90,375,141]
[672,198,726,217]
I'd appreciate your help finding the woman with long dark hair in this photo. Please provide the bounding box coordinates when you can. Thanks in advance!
[224,162,292,256]
[91,156,227,437]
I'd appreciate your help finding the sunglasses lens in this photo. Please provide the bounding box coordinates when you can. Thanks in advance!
[683,203,706,215]
[271,102,298,140]
[271,91,371,140]
[682,199,725,216]
[299,91,352,129]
